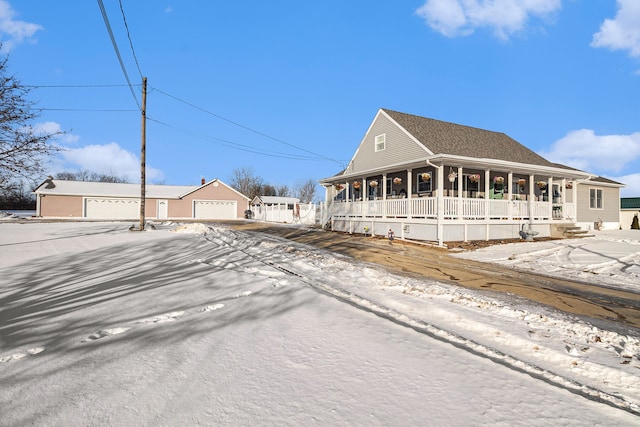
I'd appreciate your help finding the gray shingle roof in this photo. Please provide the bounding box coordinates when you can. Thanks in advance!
[382,109,557,167]
[588,176,623,185]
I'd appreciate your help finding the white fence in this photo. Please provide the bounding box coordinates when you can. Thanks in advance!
[252,203,318,225]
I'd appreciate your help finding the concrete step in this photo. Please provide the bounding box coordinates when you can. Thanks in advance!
[563,229,594,238]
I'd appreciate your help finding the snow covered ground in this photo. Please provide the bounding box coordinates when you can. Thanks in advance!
[0,220,639,425]
[452,229,640,293]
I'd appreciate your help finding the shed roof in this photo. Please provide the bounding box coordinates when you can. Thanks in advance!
[621,197,640,209]
[251,196,300,205]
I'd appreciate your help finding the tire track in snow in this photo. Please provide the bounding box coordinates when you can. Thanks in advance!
[202,225,640,417]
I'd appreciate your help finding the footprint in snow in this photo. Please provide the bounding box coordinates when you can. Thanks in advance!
[201,303,225,312]
[83,327,130,342]
[0,347,45,363]
[137,311,185,324]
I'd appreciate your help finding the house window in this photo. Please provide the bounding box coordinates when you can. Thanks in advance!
[417,173,432,193]
[375,134,386,152]
[590,188,603,209]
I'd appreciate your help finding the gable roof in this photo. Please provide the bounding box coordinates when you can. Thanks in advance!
[33,178,249,200]
[251,196,300,205]
[382,109,558,168]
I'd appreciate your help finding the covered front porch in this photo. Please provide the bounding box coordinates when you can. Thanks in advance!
[321,156,589,246]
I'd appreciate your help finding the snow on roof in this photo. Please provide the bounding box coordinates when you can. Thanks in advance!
[34,180,197,199]
[252,196,300,205]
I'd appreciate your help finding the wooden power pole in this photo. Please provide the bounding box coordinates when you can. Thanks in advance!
[139,76,147,231]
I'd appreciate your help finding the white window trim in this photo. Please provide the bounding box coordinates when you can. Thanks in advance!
[589,187,603,210]
[374,134,386,152]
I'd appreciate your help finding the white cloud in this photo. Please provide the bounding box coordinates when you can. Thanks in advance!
[416,0,561,40]
[60,142,164,183]
[591,0,640,58]
[31,121,80,144]
[0,0,43,51]
[613,173,640,197]
[540,128,640,174]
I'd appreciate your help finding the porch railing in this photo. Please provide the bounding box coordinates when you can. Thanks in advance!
[327,197,575,222]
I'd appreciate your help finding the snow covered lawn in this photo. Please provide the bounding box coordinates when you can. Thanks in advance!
[0,222,638,425]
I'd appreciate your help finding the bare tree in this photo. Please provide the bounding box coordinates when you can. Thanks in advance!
[276,185,290,197]
[0,178,36,209]
[262,184,277,196]
[0,52,62,190]
[55,170,129,183]
[294,179,318,203]
[229,167,263,199]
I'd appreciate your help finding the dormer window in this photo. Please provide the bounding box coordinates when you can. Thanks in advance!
[375,134,386,152]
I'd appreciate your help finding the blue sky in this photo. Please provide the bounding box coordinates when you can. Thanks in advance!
[2,1,639,197]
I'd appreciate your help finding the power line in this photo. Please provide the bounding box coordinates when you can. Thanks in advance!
[151,86,343,165]
[38,108,138,112]
[118,0,143,79]
[147,116,330,161]
[96,0,140,109]
[22,84,137,88]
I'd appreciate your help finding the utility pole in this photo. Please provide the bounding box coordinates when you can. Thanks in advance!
[139,76,147,231]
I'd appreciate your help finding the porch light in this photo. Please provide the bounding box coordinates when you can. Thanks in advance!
[448,167,457,183]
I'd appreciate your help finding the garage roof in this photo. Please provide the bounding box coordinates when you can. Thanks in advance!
[34,179,201,199]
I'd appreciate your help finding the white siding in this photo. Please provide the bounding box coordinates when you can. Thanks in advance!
[346,113,428,175]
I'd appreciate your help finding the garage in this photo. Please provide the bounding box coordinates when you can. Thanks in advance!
[35,178,249,220]
[85,197,140,219]
[193,200,237,219]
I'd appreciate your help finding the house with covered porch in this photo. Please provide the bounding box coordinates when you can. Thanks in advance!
[319,108,623,246]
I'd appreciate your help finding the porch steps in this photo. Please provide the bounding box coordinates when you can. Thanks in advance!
[555,225,594,239]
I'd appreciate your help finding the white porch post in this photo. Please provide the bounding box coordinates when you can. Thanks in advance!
[382,173,387,218]
[572,182,578,221]
[437,165,444,246]
[548,176,553,219]
[345,181,350,204]
[407,168,413,219]
[457,166,463,219]
[382,173,387,200]
[529,174,535,221]
[507,172,513,220]
[484,170,490,221]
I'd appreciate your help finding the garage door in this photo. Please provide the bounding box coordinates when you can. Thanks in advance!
[193,200,237,219]
[85,198,140,219]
